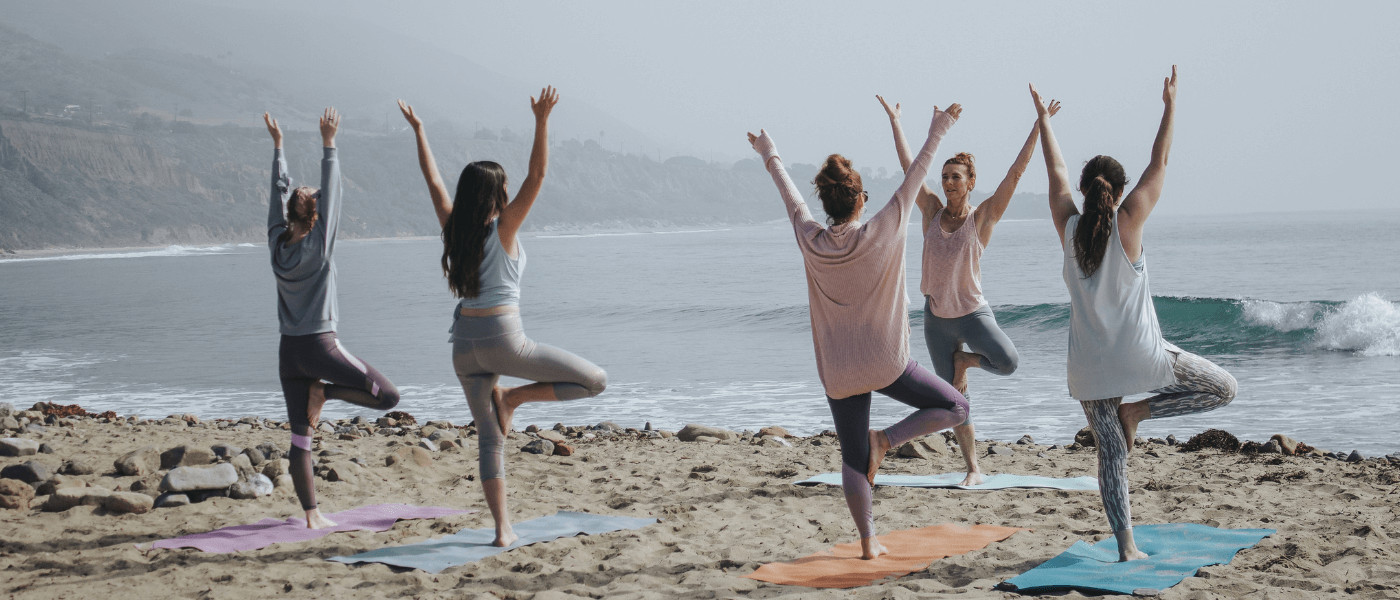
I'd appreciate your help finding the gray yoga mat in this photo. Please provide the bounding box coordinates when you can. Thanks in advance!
[328,510,658,573]
[795,472,1099,491]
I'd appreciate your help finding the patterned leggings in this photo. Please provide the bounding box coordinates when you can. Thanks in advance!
[1081,348,1237,533]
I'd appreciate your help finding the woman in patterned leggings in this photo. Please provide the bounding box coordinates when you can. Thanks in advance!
[1031,67,1237,561]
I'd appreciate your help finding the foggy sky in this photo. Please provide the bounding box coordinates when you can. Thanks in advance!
[10,0,1400,214]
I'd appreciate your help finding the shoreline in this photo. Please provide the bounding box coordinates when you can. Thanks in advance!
[3,401,1398,598]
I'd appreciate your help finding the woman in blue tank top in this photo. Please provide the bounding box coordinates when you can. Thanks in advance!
[398,88,608,548]
[1032,67,1237,561]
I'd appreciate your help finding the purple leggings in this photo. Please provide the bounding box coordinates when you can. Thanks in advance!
[826,360,969,539]
[279,332,399,510]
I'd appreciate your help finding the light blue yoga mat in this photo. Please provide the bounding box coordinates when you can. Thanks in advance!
[1001,523,1274,595]
[794,472,1099,491]
[328,510,657,573]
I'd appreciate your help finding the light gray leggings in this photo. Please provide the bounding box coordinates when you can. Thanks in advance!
[452,312,607,480]
[1081,348,1237,533]
[923,300,1020,425]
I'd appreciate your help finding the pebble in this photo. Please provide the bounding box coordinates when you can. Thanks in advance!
[522,425,539,434]
[677,424,738,442]
[102,492,154,514]
[377,417,398,428]
[1347,450,1364,463]
[760,436,792,448]
[1166,434,1179,446]
[1269,434,1300,456]
[693,435,721,444]
[43,487,109,512]
[159,463,238,493]
[428,429,458,442]
[229,474,275,499]
[38,443,55,454]
[553,443,575,457]
[0,403,11,417]
[155,493,190,508]
[417,438,439,452]
[229,453,257,480]
[438,439,459,451]
[758,426,792,438]
[0,478,35,510]
[1,460,52,483]
[537,430,567,444]
[988,445,1014,456]
[1016,435,1035,445]
[160,445,215,469]
[594,421,623,433]
[211,443,242,459]
[324,461,361,483]
[22,423,45,434]
[1037,451,1049,458]
[274,474,294,490]
[261,458,290,480]
[1074,427,1096,447]
[1261,440,1283,454]
[897,441,929,459]
[522,439,555,455]
[256,442,283,461]
[644,422,653,431]
[0,438,39,457]
[37,474,87,496]
[242,447,265,466]
[1,417,18,431]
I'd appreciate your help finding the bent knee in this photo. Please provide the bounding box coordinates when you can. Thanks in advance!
[988,348,1020,376]
[1214,371,1238,406]
[377,386,401,411]
[584,368,608,397]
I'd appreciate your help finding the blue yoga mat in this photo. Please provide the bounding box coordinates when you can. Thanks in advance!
[794,472,1099,491]
[1001,523,1274,595]
[328,511,657,573]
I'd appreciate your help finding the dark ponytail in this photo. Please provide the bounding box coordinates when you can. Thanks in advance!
[813,154,863,225]
[442,161,509,298]
[1073,155,1129,278]
[279,186,319,244]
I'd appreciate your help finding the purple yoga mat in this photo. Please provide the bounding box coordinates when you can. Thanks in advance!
[148,503,473,553]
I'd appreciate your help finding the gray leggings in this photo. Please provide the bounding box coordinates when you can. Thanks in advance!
[922,300,1019,424]
[1081,348,1237,533]
[452,312,607,481]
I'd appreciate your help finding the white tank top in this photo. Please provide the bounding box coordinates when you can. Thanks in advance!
[1062,213,1177,400]
[921,206,987,318]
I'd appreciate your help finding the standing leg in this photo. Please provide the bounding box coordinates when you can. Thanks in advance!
[951,308,1019,483]
[278,336,336,529]
[1118,349,1237,446]
[924,301,982,485]
[1082,398,1147,562]
[826,393,886,560]
[454,338,517,547]
[867,360,970,483]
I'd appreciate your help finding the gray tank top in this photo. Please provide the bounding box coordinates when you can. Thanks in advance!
[1061,213,1177,401]
[457,220,525,309]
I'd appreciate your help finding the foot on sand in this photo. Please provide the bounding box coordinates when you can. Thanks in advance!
[493,525,518,547]
[305,508,338,530]
[492,386,515,437]
[306,381,327,428]
[866,429,891,487]
[959,470,985,487]
[860,535,889,560]
[1118,400,1149,454]
[950,350,980,395]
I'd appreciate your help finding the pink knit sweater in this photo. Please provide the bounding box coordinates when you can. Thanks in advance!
[752,111,956,399]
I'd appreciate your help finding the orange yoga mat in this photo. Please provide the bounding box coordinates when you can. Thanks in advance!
[746,523,1026,588]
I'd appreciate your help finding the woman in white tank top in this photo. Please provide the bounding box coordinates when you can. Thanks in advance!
[1032,67,1237,562]
[876,95,1058,486]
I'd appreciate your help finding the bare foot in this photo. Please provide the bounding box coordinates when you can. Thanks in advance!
[493,525,518,547]
[1114,528,1148,561]
[950,350,980,395]
[860,535,888,560]
[1119,548,1149,562]
[306,381,327,428]
[492,386,515,437]
[959,470,985,487]
[1118,400,1149,454]
[866,429,891,487]
[305,508,337,530]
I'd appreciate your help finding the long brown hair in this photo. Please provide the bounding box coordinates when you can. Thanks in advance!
[442,161,509,298]
[813,154,863,225]
[1073,155,1129,277]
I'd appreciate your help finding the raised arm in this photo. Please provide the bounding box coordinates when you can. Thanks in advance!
[747,129,819,234]
[398,100,452,228]
[317,107,342,253]
[976,100,1060,246]
[264,112,289,237]
[496,85,558,253]
[870,103,961,230]
[1118,65,1177,247]
[877,95,942,230]
[1031,84,1077,243]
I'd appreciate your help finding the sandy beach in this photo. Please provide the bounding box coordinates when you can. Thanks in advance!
[2,404,1398,599]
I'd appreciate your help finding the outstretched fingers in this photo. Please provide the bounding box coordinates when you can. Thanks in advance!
[945,103,963,119]
[876,95,900,119]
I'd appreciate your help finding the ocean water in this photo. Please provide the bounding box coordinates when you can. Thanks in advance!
[2,210,1398,455]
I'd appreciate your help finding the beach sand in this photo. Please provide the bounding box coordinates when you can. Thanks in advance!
[2,409,1397,599]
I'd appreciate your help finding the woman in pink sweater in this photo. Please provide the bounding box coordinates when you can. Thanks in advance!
[746,104,968,560]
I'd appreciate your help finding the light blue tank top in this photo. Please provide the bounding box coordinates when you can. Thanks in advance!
[457,220,525,309]
[1061,213,1177,401]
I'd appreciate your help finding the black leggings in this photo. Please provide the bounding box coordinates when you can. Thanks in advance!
[279,332,399,510]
